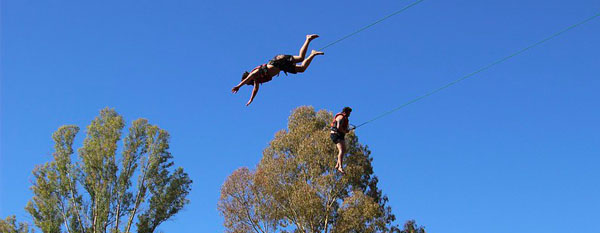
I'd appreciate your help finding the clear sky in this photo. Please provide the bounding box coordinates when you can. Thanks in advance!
[2,0,599,232]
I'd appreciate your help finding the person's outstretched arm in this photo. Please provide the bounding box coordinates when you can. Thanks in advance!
[232,70,258,93]
[246,80,260,106]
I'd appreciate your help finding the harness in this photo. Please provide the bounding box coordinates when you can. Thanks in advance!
[268,55,297,75]
[241,55,296,86]
[330,113,349,134]
[242,64,271,86]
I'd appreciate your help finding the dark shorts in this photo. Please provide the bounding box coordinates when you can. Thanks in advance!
[270,55,298,74]
[330,133,345,144]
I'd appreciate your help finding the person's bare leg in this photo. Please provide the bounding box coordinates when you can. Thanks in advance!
[335,142,345,174]
[335,142,342,168]
[293,34,319,62]
[296,50,324,73]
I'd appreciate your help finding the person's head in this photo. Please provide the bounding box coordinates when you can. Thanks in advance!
[342,107,352,116]
[241,71,253,86]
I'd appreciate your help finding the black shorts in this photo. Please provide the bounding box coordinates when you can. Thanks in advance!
[330,133,345,144]
[269,55,298,74]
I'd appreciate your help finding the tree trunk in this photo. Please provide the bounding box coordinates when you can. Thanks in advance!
[59,202,72,233]
[114,202,121,232]
[125,163,149,233]
[125,187,142,233]
[67,172,85,233]
[92,197,98,233]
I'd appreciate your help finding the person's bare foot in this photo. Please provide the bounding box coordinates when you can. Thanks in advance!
[307,34,319,41]
[337,167,345,175]
[231,86,240,94]
[311,50,324,56]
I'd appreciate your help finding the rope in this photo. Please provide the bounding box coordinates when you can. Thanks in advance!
[318,0,426,51]
[355,12,600,128]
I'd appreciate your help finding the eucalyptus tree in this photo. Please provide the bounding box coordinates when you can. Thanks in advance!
[219,106,400,233]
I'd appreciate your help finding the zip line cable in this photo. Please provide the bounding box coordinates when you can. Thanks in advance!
[354,12,600,129]
[318,0,426,51]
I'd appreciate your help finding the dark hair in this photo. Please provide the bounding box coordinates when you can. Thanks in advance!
[241,71,253,86]
[342,107,352,114]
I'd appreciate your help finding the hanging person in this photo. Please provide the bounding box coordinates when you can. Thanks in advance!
[330,107,353,174]
[231,34,324,106]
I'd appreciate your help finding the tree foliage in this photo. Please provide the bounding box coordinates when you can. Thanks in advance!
[25,108,192,233]
[219,106,399,233]
[0,216,33,233]
[398,220,426,233]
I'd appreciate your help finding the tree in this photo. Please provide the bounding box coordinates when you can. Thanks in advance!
[219,106,400,233]
[25,108,192,233]
[0,216,33,233]
[398,220,425,233]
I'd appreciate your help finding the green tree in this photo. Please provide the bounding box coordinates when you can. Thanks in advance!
[219,106,401,233]
[398,220,426,233]
[0,216,33,233]
[25,108,192,233]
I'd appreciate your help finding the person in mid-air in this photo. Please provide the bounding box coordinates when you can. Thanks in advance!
[231,34,324,106]
[330,107,353,174]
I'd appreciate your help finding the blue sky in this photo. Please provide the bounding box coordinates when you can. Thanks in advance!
[2,0,599,232]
